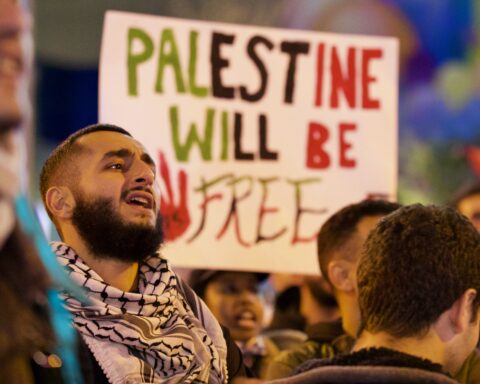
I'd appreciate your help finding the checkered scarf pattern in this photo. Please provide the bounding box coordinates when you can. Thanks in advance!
[53,242,228,384]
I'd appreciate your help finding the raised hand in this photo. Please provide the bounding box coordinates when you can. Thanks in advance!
[158,151,191,241]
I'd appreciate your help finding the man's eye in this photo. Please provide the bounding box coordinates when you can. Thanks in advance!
[108,163,123,170]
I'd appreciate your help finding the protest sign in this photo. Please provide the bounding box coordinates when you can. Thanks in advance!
[100,11,398,274]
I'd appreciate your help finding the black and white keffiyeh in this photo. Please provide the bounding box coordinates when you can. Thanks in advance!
[53,242,228,384]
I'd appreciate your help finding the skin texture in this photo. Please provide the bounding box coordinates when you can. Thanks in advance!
[72,131,160,228]
[329,214,383,337]
[0,0,26,247]
[354,286,480,376]
[203,272,265,343]
[458,194,480,232]
[0,0,26,134]
[45,131,161,291]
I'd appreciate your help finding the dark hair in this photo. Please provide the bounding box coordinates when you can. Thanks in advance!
[317,200,401,284]
[39,123,131,219]
[450,182,480,209]
[358,204,480,338]
[188,269,268,299]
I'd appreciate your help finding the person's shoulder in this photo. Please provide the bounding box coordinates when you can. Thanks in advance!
[264,339,334,380]
[259,334,280,355]
[282,339,335,363]
[269,365,459,384]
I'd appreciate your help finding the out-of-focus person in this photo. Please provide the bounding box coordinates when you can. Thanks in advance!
[189,269,278,379]
[0,0,64,382]
[451,181,480,232]
[299,275,339,328]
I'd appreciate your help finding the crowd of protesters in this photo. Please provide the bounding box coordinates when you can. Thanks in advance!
[3,1,480,382]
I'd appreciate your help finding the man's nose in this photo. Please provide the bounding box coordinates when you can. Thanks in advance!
[132,160,155,186]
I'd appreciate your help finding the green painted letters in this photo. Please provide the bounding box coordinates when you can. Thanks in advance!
[155,29,186,93]
[127,28,154,96]
[170,105,214,161]
[189,31,209,97]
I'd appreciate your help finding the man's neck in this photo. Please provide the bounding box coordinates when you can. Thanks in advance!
[337,293,360,338]
[62,232,139,292]
[353,329,445,370]
[83,254,139,292]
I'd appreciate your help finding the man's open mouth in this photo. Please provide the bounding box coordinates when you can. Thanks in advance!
[126,191,154,210]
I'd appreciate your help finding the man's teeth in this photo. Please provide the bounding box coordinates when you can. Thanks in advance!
[129,197,149,207]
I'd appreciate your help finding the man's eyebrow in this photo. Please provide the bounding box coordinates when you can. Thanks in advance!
[141,153,155,167]
[102,148,133,160]
[102,148,155,168]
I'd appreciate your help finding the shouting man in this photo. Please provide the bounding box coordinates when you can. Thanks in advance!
[40,124,248,383]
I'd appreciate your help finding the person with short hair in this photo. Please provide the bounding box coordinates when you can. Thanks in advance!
[316,199,401,339]
[283,204,480,384]
[265,199,399,379]
[40,123,250,383]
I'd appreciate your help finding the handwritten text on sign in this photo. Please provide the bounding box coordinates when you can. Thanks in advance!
[100,12,398,274]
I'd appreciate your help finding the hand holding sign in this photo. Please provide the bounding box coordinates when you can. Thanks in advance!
[159,151,191,241]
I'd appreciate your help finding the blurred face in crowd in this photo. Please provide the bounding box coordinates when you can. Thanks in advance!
[457,194,480,232]
[203,272,265,342]
[0,0,28,246]
[0,0,26,134]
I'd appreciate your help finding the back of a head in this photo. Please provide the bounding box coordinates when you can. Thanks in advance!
[317,199,401,284]
[358,204,480,338]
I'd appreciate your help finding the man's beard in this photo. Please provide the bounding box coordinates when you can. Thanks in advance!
[71,194,164,263]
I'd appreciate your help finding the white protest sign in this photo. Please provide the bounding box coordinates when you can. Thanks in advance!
[100,11,398,274]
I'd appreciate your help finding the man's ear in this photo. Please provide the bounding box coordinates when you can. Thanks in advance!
[328,259,355,293]
[45,186,76,220]
[434,288,477,342]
